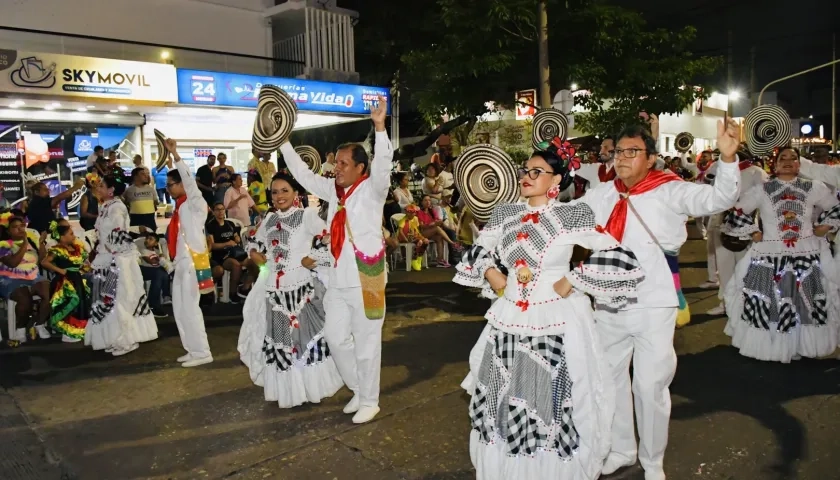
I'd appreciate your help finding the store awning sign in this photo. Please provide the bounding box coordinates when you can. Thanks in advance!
[0,49,178,102]
[74,135,97,157]
[175,69,390,116]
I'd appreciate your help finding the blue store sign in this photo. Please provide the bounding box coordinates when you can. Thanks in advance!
[176,69,390,115]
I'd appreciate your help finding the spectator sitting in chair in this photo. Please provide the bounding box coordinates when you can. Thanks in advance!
[0,216,51,343]
[224,173,255,226]
[206,202,246,303]
[138,232,171,318]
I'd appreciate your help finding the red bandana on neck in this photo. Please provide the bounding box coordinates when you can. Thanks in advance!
[599,163,617,182]
[330,175,368,265]
[167,196,188,259]
[604,170,682,242]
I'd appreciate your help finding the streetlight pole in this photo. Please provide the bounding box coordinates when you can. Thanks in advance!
[758,58,840,106]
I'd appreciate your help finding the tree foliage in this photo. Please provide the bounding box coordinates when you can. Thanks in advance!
[345,0,721,139]
[570,5,722,137]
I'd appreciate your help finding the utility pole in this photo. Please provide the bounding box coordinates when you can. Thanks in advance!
[727,30,733,116]
[749,45,756,109]
[538,0,550,108]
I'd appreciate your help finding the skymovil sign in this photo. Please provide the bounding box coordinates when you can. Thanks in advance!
[0,49,178,102]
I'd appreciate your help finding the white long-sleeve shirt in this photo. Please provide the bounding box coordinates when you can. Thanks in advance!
[173,159,210,263]
[578,160,741,309]
[281,131,394,288]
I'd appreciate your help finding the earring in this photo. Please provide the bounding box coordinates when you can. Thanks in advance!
[546,185,560,200]
[293,196,301,208]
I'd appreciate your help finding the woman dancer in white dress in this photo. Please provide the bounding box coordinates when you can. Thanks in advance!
[723,147,840,363]
[86,174,158,356]
[455,139,645,480]
[238,172,343,407]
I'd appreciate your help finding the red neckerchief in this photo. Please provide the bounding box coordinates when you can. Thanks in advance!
[167,196,188,259]
[604,170,682,242]
[738,160,752,171]
[598,163,617,182]
[330,175,368,266]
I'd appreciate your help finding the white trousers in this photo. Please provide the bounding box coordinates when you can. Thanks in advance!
[596,307,678,475]
[172,260,211,358]
[715,245,746,301]
[323,286,384,408]
[694,217,707,239]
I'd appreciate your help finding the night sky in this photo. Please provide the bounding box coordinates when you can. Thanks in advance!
[611,0,837,121]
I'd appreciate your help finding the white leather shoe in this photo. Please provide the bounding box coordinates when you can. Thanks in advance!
[177,353,192,363]
[343,395,360,414]
[352,406,380,424]
[706,304,726,316]
[602,454,636,475]
[112,343,139,357]
[182,355,213,368]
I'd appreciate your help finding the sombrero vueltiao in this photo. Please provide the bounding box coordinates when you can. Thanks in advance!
[531,108,569,149]
[744,104,792,156]
[454,143,519,223]
[253,85,298,154]
[294,145,322,174]
[674,132,694,153]
[154,129,171,170]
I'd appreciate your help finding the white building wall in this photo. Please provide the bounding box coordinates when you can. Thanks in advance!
[3,0,272,68]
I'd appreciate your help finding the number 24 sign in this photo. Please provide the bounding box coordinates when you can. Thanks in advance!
[190,74,217,101]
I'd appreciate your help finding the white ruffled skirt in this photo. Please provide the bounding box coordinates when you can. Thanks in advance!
[238,271,343,408]
[724,239,840,363]
[461,294,613,480]
[85,254,158,352]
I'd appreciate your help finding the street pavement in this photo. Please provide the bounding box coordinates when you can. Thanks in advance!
[2,228,840,480]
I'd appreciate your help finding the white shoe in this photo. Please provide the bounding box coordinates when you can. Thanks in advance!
[35,325,51,339]
[602,453,636,475]
[352,406,380,424]
[62,335,82,343]
[162,296,172,305]
[343,394,360,414]
[112,343,139,357]
[177,353,192,363]
[698,281,719,289]
[182,355,213,368]
[706,304,726,316]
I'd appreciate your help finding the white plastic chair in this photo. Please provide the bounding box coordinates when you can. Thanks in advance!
[389,213,427,271]
[3,297,43,344]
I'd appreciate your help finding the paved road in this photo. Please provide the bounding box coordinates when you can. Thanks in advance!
[1,231,839,480]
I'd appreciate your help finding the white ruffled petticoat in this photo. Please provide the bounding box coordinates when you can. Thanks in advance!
[86,254,158,352]
[724,237,840,363]
[238,271,343,408]
[461,293,614,480]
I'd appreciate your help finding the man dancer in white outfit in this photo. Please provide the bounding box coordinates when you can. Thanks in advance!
[578,119,741,480]
[164,138,213,368]
[282,97,391,424]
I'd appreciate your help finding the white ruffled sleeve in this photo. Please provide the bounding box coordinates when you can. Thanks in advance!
[453,204,508,298]
[553,203,645,312]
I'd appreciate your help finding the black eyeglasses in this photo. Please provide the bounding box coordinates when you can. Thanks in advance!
[165,182,180,188]
[517,168,554,180]
[614,148,649,159]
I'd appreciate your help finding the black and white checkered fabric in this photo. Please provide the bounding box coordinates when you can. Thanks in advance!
[723,209,758,238]
[106,229,135,254]
[469,326,580,460]
[817,203,840,230]
[455,201,641,305]
[304,334,330,365]
[740,253,827,332]
[90,265,118,324]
